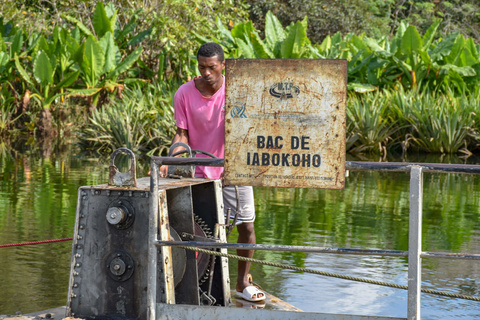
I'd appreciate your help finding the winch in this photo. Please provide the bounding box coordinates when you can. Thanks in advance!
[66,148,230,319]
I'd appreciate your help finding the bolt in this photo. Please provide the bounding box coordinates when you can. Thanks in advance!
[94,190,100,195]
[110,212,117,219]
[77,235,83,240]
[76,263,81,267]
[127,265,132,269]
[81,192,87,196]
[82,196,87,200]
[79,225,85,230]
[73,283,78,288]
[129,191,133,197]
[117,253,122,257]
[75,254,81,258]
[71,294,77,298]
[113,264,121,271]
[73,272,79,276]
[118,200,123,205]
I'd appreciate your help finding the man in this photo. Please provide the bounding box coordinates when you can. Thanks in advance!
[159,42,265,303]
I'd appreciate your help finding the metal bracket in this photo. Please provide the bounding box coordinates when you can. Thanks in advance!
[109,148,137,187]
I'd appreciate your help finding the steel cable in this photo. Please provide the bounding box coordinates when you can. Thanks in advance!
[183,246,480,302]
[0,238,73,248]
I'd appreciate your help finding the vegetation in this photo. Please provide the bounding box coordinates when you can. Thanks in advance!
[245,0,480,44]
[1,1,480,157]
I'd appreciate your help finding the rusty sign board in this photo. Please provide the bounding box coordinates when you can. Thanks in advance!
[224,59,347,189]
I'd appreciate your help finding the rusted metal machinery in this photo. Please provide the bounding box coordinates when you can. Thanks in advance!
[66,148,230,319]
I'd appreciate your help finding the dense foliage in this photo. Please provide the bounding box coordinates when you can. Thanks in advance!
[1,1,480,157]
[245,0,480,44]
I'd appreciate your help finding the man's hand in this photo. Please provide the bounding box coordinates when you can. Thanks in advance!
[159,165,169,178]
[154,127,188,178]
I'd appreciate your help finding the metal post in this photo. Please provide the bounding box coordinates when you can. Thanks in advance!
[408,166,423,320]
[147,159,159,320]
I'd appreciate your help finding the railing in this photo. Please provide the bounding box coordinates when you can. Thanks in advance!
[151,157,480,320]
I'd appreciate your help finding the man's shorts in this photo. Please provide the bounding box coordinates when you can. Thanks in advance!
[223,185,255,225]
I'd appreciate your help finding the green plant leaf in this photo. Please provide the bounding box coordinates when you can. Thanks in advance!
[43,92,70,109]
[14,53,32,85]
[34,51,54,86]
[0,52,7,69]
[250,30,274,59]
[319,35,331,52]
[430,32,458,61]
[235,38,255,58]
[445,34,465,65]
[81,36,105,87]
[465,38,479,62]
[281,21,307,58]
[68,88,102,96]
[440,64,476,77]
[215,17,235,44]
[231,21,255,45]
[54,69,80,91]
[0,33,6,52]
[422,19,441,51]
[127,28,152,46]
[391,21,408,55]
[265,11,285,52]
[107,45,143,80]
[93,2,113,38]
[100,32,120,73]
[9,30,23,59]
[460,47,477,67]
[401,25,423,56]
[63,15,94,37]
[348,83,377,93]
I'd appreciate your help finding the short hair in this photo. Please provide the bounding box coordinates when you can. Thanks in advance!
[197,42,224,62]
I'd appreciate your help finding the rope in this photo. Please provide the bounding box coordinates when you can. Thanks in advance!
[0,238,73,248]
[183,246,480,302]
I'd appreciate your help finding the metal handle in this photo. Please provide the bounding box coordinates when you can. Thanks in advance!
[109,148,137,187]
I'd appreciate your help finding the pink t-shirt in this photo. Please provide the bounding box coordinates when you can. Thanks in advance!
[174,77,225,179]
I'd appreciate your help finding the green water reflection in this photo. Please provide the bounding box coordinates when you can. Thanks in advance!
[1,153,480,318]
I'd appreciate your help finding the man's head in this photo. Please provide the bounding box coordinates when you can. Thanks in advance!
[197,42,224,61]
[197,42,225,88]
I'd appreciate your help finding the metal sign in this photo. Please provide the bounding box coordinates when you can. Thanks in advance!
[224,59,347,189]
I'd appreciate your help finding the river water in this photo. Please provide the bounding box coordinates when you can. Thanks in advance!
[1,151,480,319]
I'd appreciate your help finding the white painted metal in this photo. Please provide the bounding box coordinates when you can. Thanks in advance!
[213,179,232,303]
[156,304,407,320]
[148,159,160,320]
[408,166,423,320]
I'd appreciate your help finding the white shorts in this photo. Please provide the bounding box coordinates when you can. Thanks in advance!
[223,185,255,225]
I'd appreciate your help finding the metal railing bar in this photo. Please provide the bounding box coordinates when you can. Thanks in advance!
[150,157,480,175]
[155,241,480,261]
[151,156,224,167]
[346,161,480,174]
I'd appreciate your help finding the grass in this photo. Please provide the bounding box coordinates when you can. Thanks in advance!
[79,82,176,156]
